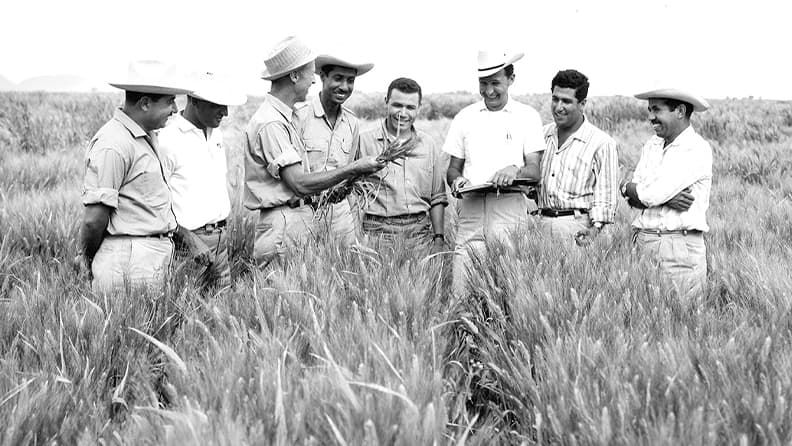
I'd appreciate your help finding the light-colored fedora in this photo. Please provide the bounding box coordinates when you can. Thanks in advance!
[477,50,524,78]
[261,36,317,81]
[189,72,248,106]
[315,55,374,76]
[109,60,192,95]
[635,88,710,112]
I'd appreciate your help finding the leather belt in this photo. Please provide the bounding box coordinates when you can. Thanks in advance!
[110,232,174,239]
[195,220,227,233]
[635,228,703,236]
[364,213,427,225]
[540,208,589,218]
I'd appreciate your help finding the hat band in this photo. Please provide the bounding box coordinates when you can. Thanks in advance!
[478,63,505,72]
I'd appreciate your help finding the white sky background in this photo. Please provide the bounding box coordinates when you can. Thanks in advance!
[2,0,791,99]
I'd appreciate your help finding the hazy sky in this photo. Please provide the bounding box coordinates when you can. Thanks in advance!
[3,0,791,99]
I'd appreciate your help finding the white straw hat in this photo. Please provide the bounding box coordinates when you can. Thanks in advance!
[189,72,248,106]
[315,55,374,76]
[109,60,192,95]
[634,88,710,112]
[261,36,317,81]
[477,50,524,78]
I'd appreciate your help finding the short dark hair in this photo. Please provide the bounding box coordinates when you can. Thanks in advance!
[504,64,514,78]
[660,98,694,119]
[320,64,358,77]
[386,77,422,103]
[125,91,169,104]
[551,69,590,102]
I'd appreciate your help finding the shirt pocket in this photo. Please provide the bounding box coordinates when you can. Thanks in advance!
[129,156,170,209]
[302,138,330,172]
[328,135,352,169]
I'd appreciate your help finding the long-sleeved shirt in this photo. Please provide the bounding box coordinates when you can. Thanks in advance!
[539,119,620,223]
[357,121,448,217]
[631,126,712,232]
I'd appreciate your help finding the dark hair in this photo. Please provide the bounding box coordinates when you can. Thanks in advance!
[660,98,694,119]
[504,64,514,78]
[320,64,358,77]
[125,90,169,104]
[551,69,589,102]
[386,77,422,103]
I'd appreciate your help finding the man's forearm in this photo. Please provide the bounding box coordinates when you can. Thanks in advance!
[429,204,445,236]
[282,163,358,197]
[80,223,106,261]
[447,167,463,186]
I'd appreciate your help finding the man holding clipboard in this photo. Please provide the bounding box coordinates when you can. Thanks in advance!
[443,50,545,295]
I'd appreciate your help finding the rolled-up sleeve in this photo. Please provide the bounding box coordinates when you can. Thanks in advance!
[259,122,302,179]
[430,139,449,207]
[635,145,709,207]
[441,114,465,159]
[523,110,546,154]
[82,147,125,208]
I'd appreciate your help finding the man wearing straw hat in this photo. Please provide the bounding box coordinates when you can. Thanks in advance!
[295,55,374,245]
[622,88,713,300]
[243,36,386,266]
[80,60,191,292]
[443,50,545,294]
[356,77,448,247]
[158,72,247,291]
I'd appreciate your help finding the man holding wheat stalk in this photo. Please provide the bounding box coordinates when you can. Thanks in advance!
[443,50,545,294]
[243,37,385,267]
[294,55,373,245]
[356,77,448,247]
[622,88,712,300]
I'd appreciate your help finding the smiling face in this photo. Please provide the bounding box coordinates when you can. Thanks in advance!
[192,98,228,129]
[145,94,178,130]
[647,98,686,142]
[479,69,513,111]
[320,65,357,106]
[385,89,420,136]
[293,61,316,103]
[551,86,585,131]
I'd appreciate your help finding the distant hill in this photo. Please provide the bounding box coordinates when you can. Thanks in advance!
[14,75,109,92]
[0,74,15,91]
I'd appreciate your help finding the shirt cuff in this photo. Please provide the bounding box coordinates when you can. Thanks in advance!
[82,188,119,208]
[266,151,302,179]
[430,193,449,207]
[589,207,614,224]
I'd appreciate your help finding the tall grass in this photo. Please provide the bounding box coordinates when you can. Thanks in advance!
[1,91,791,444]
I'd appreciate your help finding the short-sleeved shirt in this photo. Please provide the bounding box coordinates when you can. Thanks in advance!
[243,94,305,210]
[442,98,544,185]
[295,93,359,172]
[158,113,231,230]
[82,108,177,235]
[632,126,712,232]
[357,120,448,217]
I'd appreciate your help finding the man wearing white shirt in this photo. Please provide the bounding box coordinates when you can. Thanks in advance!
[621,88,712,300]
[159,74,247,290]
[443,50,545,294]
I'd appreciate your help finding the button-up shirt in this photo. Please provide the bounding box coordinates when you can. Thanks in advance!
[539,119,620,223]
[158,113,231,231]
[442,98,544,185]
[82,109,177,235]
[243,94,305,210]
[295,93,359,172]
[357,120,448,217]
[632,126,712,232]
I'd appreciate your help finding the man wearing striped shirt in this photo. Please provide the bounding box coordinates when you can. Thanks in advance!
[538,70,619,245]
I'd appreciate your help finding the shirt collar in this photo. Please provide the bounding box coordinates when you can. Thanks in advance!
[174,112,199,133]
[376,119,416,142]
[479,96,515,112]
[266,93,296,122]
[313,93,348,123]
[113,108,148,138]
[545,118,593,144]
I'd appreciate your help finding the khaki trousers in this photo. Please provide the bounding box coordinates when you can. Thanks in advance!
[539,213,591,243]
[176,228,231,290]
[316,200,356,245]
[91,236,174,293]
[361,213,432,244]
[453,193,529,295]
[634,230,707,301]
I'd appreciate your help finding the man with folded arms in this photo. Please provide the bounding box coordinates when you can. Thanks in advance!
[80,61,190,292]
[537,69,619,245]
[443,50,545,294]
[357,77,448,247]
[243,36,385,266]
[158,73,247,290]
[295,55,374,244]
[622,88,713,300]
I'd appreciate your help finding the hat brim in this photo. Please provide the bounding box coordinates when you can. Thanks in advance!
[478,53,524,78]
[189,92,248,106]
[108,83,192,95]
[315,55,374,76]
[635,88,710,112]
[261,50,318,81]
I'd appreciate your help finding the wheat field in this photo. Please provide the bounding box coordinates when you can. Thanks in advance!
[1,91,791,445]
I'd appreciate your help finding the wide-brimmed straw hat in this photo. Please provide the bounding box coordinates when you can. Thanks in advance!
[634,88,710,112]
[109,60,192,95]
[315,55,374,76]
[261,36,317,81]
[189,72,248,106]
[477,50,524,78]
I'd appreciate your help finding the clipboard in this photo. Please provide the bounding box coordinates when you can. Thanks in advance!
[455,178,539,197]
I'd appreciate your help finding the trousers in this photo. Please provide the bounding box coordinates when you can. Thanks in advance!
[91,236,174,293]
[633,230,707,300]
